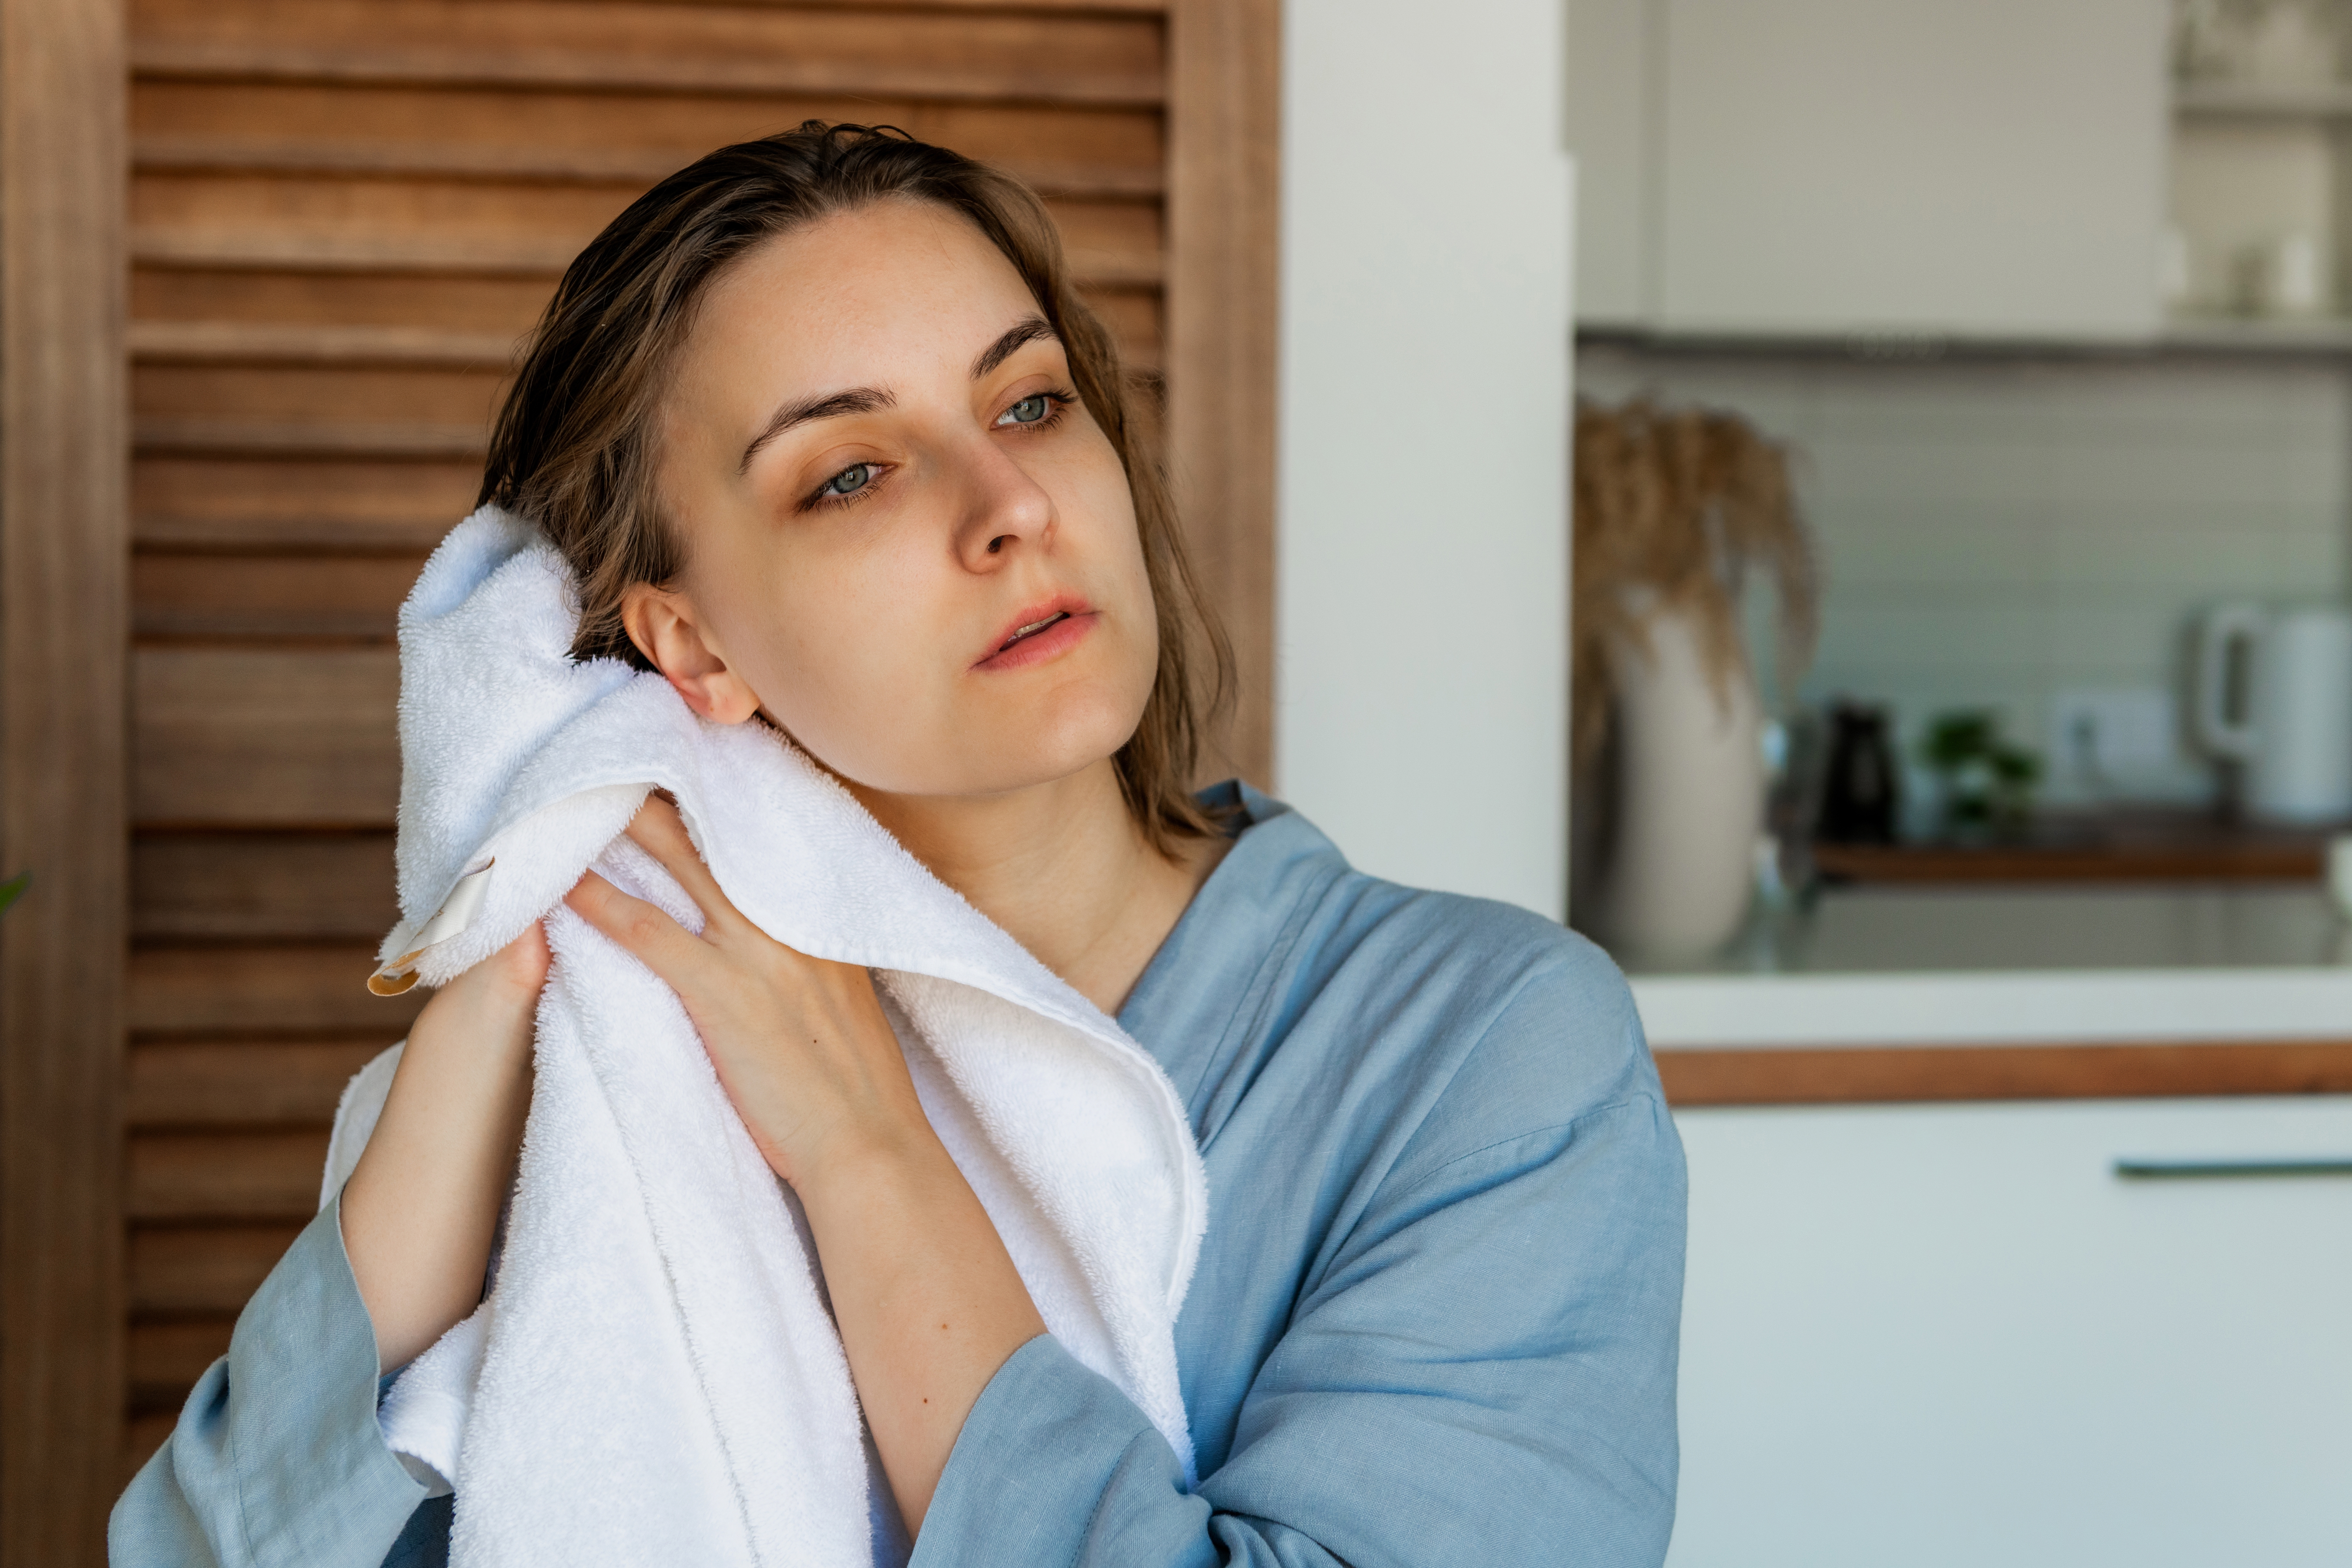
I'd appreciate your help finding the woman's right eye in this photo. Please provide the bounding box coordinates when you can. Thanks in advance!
[820,463,874,499]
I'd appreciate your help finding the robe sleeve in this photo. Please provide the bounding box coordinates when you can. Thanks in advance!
[109,1193,437,1568]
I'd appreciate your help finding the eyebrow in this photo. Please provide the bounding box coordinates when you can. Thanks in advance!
[737,317,1060,476]
[971,316,1057,379]
[738,387,896,475]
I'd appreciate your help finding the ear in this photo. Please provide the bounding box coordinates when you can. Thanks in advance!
[620,583,764,726]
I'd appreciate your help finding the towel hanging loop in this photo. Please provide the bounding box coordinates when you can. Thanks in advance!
[367,860,496,995]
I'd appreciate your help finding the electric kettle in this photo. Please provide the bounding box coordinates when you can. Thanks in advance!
[2192,601,2352,823]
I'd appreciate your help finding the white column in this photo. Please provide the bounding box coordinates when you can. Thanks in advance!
[1276,0,1576,919]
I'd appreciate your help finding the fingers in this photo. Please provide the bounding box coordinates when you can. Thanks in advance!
[480,919,553,993]
[565,870,716,988]
[624,794,748,938]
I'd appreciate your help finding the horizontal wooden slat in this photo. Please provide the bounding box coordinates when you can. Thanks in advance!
[133,227,577,277]
[136,361,506,429]
[132,136,1166,203]
[131,319,522,367]
[129,1040,392,1128]
[134,552,421,640]
[135,833,398,940]
[131,82,1165,196]
[1654,1040,2352,1106]
[134,646,398,826]
[128,1319,234,1413]
[130,1,1164,106]
[132,289,1155,373]
[1037,198,1165,281]
[137,418,489,458]
[131,944,423,1036]
[1077,286,1161,367]
[130,1130,330,1221]
[137,457,479,552]
[129,283,1148,369]
[133,169,639,256]
[129,1222,304,1314]
[132,174,1160,286]
[134,268,553,335]
[621,0,1168,12]
[133,230,1160,291]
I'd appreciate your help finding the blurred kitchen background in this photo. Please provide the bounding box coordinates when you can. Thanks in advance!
[1573,0,2352,875]
[1560,3,2352,1565]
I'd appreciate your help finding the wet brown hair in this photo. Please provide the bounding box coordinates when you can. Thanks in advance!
[479,122,1233,850]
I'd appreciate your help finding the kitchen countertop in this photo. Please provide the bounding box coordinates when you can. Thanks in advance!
[1616,885,2352,1104]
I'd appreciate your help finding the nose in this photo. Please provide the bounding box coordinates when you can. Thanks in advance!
[949,428,1055,572]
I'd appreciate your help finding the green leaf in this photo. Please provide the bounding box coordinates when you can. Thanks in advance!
[0,871,28,916]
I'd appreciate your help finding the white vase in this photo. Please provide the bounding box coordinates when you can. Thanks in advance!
[1573,603,1764,956]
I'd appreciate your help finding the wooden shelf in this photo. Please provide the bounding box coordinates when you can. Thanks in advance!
[1655,1039,2352,1105]
[1813,814,2330,885]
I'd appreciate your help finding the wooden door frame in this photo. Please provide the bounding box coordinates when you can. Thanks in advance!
[1,0,128,1558]
[1167,0,1281,788]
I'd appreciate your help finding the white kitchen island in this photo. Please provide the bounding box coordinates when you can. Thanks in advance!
[1619,886,2352,1568]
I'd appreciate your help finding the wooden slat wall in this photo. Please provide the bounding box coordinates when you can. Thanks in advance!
[119,0,1277,1491]
[3,0,129,1557]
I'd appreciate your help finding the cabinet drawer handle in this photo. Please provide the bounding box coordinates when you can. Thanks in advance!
[2114,1158,2352,1180]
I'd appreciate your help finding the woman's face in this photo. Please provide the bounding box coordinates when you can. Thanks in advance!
[635,199,1157,799]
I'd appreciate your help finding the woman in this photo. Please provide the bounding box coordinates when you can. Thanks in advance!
[114,123,1685,1567]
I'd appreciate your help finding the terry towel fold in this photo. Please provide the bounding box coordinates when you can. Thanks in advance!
[320,506,1206,1568]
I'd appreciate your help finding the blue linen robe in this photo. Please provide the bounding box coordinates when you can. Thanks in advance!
[112,784,1687,1566]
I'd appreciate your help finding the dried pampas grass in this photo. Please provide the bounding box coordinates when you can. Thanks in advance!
[1572,397,1819,769]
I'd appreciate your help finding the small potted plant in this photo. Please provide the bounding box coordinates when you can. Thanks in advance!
[1919,710,2041,840]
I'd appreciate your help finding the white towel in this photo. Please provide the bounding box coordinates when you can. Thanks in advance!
[320,506,1207,1568]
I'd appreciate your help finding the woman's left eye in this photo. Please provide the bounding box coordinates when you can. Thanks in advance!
[821,463,874,497]
[996,394,1053,427]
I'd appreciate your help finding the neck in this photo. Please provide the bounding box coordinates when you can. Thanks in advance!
[849,757,1221,1016]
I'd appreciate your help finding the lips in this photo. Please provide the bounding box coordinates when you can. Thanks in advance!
[999,610,1069,651]
[975,594,1096,671]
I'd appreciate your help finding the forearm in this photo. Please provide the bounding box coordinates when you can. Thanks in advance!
[341,957,538,1369]
[797,1131,1046,1535]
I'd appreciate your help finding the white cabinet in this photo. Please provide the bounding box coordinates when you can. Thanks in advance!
[1569,0,2172,339]
[1671,1097,2352,1567]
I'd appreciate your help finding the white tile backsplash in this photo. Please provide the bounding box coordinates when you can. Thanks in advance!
[1577,344,2352,810]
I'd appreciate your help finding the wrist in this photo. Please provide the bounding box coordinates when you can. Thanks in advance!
[789,1119,954,1219]
[411,965,539,1069]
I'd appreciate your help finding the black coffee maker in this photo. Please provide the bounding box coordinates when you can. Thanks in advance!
[1818,700,1900,844]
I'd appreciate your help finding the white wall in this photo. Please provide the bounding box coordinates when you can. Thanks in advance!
[1276,0,1576,919]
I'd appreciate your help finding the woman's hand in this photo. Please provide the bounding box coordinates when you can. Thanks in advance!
[562,794,926,1190]
[564,794,1045,1535]
[344,923,546,1369]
